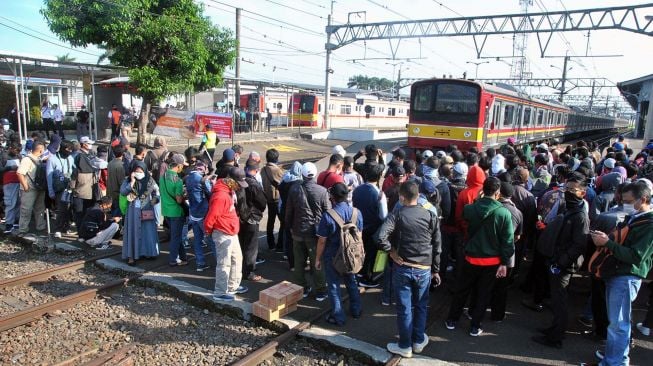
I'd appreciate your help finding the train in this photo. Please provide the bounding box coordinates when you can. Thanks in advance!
[407,78,630,152]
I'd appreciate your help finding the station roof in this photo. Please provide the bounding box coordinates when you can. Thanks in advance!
[0,53,126,82]
[617,74,653,110]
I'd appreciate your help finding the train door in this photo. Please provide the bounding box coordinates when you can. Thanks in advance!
[515,104,524,143]
[486,101,500,147]
[522,106,532,142]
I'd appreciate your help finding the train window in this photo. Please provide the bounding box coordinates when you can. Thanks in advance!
[388,108,396,116]
[523,107,531,126]
[492,104,500,129]
[318,104,321,113]
[340,105,352,115]
[537,110,544,125]
[369,106,376,115]
[413,84,435,112]
[503,105,515,127]
[434,83,479,114]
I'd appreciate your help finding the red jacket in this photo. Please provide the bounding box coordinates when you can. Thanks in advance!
[204,180,240,236]
[454,165,486,236]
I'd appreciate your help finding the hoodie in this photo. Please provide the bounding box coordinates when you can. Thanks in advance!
[454,165,486,234]
[463,197,514,265]
[204,179,239,236]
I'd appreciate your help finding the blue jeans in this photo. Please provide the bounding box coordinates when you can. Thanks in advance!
[393,264,431,349]
[167,217,187,264]
[382,260,394,304]
[601,275,641,366]
[3,183,20,229]
[190,218,213,267]
[324,255,361,324]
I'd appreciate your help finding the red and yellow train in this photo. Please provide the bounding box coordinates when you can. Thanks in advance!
[408,78,630,151]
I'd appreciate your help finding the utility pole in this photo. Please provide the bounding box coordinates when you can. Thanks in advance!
[396,66,402,101]
[324,0,335,130]
[235,8,241,110]
[559,54,569,103]
[589,80,595,112]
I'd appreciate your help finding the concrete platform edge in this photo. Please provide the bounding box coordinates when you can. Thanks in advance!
[299,326,392,364]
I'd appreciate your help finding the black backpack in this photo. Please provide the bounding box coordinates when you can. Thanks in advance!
[27,157,47,191]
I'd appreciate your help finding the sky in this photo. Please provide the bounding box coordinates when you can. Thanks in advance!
[1,0,652,103]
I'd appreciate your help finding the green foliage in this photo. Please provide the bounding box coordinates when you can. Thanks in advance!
[0,81,16,118]
[347,75,394,91]
[41,0,236,102]
[30,106,42,124]
[28,90,41,111]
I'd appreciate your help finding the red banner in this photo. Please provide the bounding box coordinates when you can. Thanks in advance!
[195,112,233,139]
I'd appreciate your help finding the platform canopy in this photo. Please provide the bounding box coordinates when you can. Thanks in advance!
[618,74,653,140]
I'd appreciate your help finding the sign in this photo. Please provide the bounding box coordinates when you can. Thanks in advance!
[152,109,195,138]
[195,112,233,139]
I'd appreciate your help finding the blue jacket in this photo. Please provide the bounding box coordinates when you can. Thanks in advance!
[352,183,387,232]
[46,153,75,198]
[185,171,212,218]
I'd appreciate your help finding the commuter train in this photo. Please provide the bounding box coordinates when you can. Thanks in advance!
[407,78,630,152]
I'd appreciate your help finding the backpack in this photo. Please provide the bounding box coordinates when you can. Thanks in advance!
[27,157,47,191]
[150,150,168,183]
[536,210,580,258]
[327,208,365,275]
[588,217,653,278]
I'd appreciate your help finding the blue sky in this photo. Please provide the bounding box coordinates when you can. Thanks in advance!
[1,0,652,101]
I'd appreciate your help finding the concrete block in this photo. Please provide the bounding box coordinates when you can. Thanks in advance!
[252,301,298,322]
[259,281,303,310]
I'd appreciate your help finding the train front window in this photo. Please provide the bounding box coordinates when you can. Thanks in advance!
[435,84,479,114]
[413,84,435,112]
[299,96,315,112]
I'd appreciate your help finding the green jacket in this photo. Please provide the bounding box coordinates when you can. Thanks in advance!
[463,197,514,265]
[605,211,653,279]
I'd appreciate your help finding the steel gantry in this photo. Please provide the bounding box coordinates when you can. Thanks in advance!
[326,3,653,58]
[396,77,613,91]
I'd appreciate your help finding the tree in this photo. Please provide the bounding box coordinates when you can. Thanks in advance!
[347,74,394,91]
[56,53,76,62]
[41,0,236,144]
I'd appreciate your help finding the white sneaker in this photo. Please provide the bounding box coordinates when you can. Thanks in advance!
[412,333,429,354]
[636,322,651,336]
[387,342,412,358]
[54,232,62,238]
[95,243,112,250]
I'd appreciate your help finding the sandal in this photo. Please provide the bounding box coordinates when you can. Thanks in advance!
[325,314,344,326]
[247,273,263,282]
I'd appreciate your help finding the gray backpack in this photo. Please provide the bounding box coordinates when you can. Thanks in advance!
[327,208,365,275]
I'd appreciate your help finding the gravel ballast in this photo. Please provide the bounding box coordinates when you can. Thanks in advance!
[265,337,367,366]
[0,241,86,280]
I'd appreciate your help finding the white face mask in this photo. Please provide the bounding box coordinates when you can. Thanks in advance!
[622,203,635,212]
[2,125,8,131]
[134,172,145,180]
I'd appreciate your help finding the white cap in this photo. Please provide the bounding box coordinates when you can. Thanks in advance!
[603,158,616,169]
[301,162,318,178]
[453,162,469,177]
[332,145,346,158]
[491,154,506,175]
[80,136,94,145]
[422,150,433,159]
[537,143,548,150]
[435,150,447,159]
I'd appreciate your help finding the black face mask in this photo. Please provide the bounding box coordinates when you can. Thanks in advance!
[564,191,583,207]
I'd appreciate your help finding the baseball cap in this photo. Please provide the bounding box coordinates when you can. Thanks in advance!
[329,182,349,199]
[613,142,624,151]
[536,143,548,150]
[419,179,437,195]
[80,136,94,145]
[507,137,516,144]
[392,148,406,159]
[422,150,433,159]
[435,151,446,159]
[392,165,406,177]
[228,167,248,188]
[302,162,317,178]
[332,145,346,158]
[453,162,469,177]
[171,153,189,166]
[603,158,616,169]
[222,148,235,162]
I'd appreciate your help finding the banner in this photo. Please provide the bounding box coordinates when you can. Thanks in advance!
[152,109,196,139]
[195,112,233,139]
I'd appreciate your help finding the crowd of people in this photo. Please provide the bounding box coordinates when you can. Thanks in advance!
[0,119,652,365]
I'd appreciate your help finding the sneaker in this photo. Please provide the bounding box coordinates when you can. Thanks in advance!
[578,315,594,328]
[386,342,412,358]
[256,257,266,265]
[412,333,429,354]
[54,232,62,238]
[444,320,456,330]
[196,264,210,272]
[636,322,651,336]
[182,239,190,249]
[303,287,312,298]
[95,243,112,250]
[315,292,328,302]
[4,227,13,234]
[381,300,391,306]
[594,350,604,360]
[358,279,379,288]
[213,294,235,302]
[231,286,248,294]
[470,326,483,337]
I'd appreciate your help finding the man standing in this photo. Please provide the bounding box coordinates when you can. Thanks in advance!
[76,105,90,141]
[52,104,64,139]
[41,101,54,138]
[205,167,249,301]
[160,153,189,267]
[186,161,213,272]
[352,144,385,182]
[198,125,218,161]
[71,136,99,229]
[108,104,121,140]
[107,146,126,217]
[376,181,442,358]
[588,182,653,366]
[532,173,589,348]
[236,161,267,281]
[285,162,330,301]
[317,154,345,189]
[315,182,364,326]
[445,177,513,337]
[261,148,284,251]
[16,140,48,235]
[46,139,75,238]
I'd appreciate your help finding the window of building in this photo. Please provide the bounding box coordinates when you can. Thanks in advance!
[388,108,396,116]
[340,105,352,115]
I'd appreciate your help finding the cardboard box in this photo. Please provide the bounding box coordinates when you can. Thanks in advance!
[252,301,298,322]
[258,281,304,310]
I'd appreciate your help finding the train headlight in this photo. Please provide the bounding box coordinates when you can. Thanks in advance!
[464,131,472,138]
[413,127,420,134]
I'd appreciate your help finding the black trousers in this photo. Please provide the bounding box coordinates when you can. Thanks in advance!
[111,124,120,139]
[490,268,513,321]
[73,198,95,230]
[447,260,499,328]
[266,200,281,249]
[642,281,653,328]
[591,276,608,338]
[42,118,55,139]
[53,191,72,233]
[546,271,572,342]
[361,227,379,280]
[524,249,550,303]
[238,222,259,278]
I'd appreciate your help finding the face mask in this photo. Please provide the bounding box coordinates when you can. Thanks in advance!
[2,125,8,131]
[622,203,635,212]
[564,191,583,206]
[134,172,145,180]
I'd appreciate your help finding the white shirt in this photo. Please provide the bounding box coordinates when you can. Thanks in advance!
[53,109,64,122]
[41,107,51,119]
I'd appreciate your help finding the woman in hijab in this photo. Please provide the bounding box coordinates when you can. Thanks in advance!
[121,160,160,264]
[278,161,303,270]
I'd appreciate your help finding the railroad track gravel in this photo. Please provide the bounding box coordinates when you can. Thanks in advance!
[0,241,86,280]
[263,337,367,366]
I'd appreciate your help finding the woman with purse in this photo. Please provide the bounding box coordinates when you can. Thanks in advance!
[121,161,160,264]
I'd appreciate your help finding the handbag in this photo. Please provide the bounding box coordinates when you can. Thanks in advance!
[141,209,155,221]
[373,250,388,273]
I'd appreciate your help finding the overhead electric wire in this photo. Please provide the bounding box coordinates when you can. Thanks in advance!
[261,0,325,20]
[0,20,103,58]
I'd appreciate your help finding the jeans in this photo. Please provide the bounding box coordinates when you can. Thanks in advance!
[601,275,642,366]
[447,260,498,328]
[382,260,394,304]
[3,183,20,229]
[190,218,212,267]
[324,255,361,324]
[393,264,430,349]
[85,222,119,246]
[292,234,326,293]
[361,227,379,280]
[213,231,242,296]
[238,222,259,278]
[19,188,46,233]
[167,217,187,264]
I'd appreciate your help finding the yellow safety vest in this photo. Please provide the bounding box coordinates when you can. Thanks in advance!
[205,131,217,149]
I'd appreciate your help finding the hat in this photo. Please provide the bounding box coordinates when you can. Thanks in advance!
[171,153,189,166]
[435,151,446,159]
[228,167,249,188]
[603,158,616,169]
[222,148,235,162]
[613,142,624,151]
[453,162,469,177]
[419,179,437,195]
[637,178,653,191]
[422,150,433,159]
[392,148,406,159]
[507,137,516,144]
[332,145,346,158]
[1,118,9,126]
[443,156,454,164]
[329,182,349,199]
[491,154,506,175]
[536,143,548,150]
[301,162,317,178]
[80,136,94,145]
[110,139,121,148]
[392,165,406,177]
[646,143,653,150]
